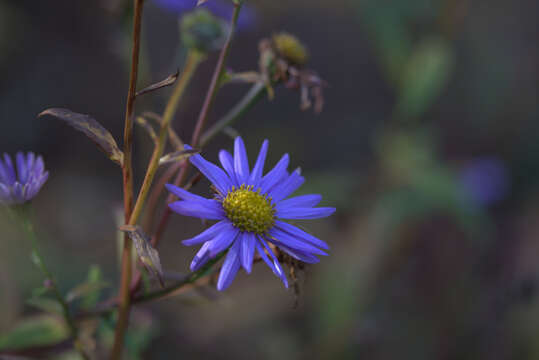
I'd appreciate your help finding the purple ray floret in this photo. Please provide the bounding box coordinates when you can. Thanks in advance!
[166,137,335,291]
[0,152,49,205]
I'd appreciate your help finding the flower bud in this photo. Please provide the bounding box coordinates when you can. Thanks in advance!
[180,9,227,54]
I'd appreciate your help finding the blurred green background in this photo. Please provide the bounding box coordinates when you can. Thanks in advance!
[1,0,538,359]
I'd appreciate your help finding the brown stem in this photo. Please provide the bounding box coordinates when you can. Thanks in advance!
[191,2,242,146]
[110,0,144,358]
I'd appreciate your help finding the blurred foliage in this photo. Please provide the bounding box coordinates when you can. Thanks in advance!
[0,0,538,359]
[0,315,69,350]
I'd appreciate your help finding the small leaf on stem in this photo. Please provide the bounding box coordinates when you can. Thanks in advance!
[135,70,179,97]
[159,148,199,166]
[39,108,124,166]
[119,225,164,287]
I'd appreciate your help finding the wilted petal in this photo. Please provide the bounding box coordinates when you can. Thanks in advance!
[259,237,288,288]
[190,242,211,271]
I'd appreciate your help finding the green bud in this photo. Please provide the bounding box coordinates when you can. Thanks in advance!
[180,9,227,54]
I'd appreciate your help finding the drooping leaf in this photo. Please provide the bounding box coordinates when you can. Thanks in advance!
[0,315,69,350]
[39,108,124,166]
[119,225,164,286]
[159,148,199,166]
[135,70,179,97]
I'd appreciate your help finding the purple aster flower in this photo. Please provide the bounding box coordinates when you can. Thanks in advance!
[153,0,256,30]
[0,152,49,205]
[166,137,335,291]
[459,157,509,206]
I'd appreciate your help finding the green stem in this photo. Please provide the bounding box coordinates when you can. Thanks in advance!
[129,51,203,292]
[135,252,225,303]
[143,2,244,257]
[17,207,89,360]
[129,50,203,226]
[78,252,226,320]
[133,3,245,290]
[200,81,266,146]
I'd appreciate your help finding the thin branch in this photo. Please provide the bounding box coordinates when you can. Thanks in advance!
[111,0,144,358]
[200,81,266,146]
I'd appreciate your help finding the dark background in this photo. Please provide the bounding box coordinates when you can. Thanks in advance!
[1,0,538,359]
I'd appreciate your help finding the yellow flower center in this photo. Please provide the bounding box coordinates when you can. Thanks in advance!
[222,184,275,234]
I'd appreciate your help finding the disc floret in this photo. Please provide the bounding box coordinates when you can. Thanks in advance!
[222,184,275,234]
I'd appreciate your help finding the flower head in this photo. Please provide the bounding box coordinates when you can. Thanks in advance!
[272,32,309,66]
[166,137,335,290]
[0,152,49,205]
[459,157,508,206]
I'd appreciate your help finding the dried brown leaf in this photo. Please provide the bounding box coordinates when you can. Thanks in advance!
[119,225,164,286]
[159,148,199,166]
[135,70,179,97]
[39,108,124,166]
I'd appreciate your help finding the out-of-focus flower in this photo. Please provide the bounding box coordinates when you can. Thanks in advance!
[272,33,309,66]
[459,157,509,206]
[153,0,256,30]
[258,33,326,113]
[166,137,335,291]
[0,152,49,205]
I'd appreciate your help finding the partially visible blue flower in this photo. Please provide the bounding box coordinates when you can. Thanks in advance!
[0,152,49,205]
[166,137,335,291]
[153,0,256,30]
[459,157,508,206]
